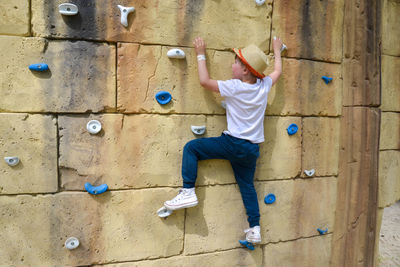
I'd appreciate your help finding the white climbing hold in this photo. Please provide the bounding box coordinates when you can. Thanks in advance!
[118,5,135,27]
[59,3,79,16]
[157,206,173,218]
[167,49,186,59]
[273,36,287,52]
[65,237,80,250]
[191,125,206,136]
[304,169,315,177]
[86,120,102,134]
[255,0,266,6]
[4,157,19,166]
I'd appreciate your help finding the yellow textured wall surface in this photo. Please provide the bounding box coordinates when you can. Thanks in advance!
[378,0,400,214]
[0,0,396,266]
[0,36,116,113]
[31,0,272,49]
[0,114,57,194]
[0,0,30,36]
[382,0,400,57]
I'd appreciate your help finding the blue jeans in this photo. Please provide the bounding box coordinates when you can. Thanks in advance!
[182,133,260,227]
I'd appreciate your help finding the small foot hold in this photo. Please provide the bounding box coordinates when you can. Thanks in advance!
[59,3,79,16]
[239,240,255,250]
[321,76,333,84]
[264,193,276,204]
[304,169,315,177]
[157,206,173,218]
[86,120,102,134]
[84,182,108,195]
[167,49,186,59]
[4,156,20,167]
[155,91,172,105]
[191,125,206,135]
[65,237,80,250]
[317,228,328,235]
[286,123,298,135]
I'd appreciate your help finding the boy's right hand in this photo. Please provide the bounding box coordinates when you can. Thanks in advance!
[272,36,283,52]
[193,37,206,55]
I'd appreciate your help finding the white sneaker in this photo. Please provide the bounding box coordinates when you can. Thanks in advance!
[245,226,261,243]
[164,188,198,210]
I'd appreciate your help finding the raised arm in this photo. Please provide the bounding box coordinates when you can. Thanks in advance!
[193,37,219,93]
[268,37,283,86]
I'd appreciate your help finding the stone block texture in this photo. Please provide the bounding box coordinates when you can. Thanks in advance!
[59,115,303,190]
[381,55,400,112]
[0,189,184,266]
[0,114,57,194]
[32,0,272,50]
[264,235,332,266]
[266,59,342,116]
[380,112,400,150]
[0,0,394,265]
[59,114,241,190]
[117,44,227,114]
[302,118,340,177]
[0,36,115,113]
[0,0,30,36]
[379,150,400,208]
[256,116,302,180]
[95,249,263,267]
[258,178,337,243]
[382,0,400,56]
[271,0,344,62]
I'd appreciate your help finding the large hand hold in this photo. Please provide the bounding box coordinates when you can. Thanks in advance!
[118,5,135,27]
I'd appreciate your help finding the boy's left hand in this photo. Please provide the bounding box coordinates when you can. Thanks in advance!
[193,37,206,55]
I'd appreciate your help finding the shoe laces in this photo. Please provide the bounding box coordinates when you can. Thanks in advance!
[170,189,191,204]
[244,226,260,235]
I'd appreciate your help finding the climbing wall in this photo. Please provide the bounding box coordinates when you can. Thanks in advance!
[377,0,400,264]
[0,0,396,266]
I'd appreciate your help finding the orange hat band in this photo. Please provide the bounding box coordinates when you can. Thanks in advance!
[238,49,265,79]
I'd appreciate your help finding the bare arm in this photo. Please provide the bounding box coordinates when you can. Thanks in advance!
[268,37,283,86]
[193,37,219,93]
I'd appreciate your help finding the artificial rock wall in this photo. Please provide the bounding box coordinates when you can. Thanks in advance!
[0,0,397,266]
[376,0,400,264]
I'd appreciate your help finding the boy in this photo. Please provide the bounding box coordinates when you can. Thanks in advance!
[164,36,283,244]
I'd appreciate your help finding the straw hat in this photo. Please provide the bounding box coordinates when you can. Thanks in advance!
[233,44,268,79]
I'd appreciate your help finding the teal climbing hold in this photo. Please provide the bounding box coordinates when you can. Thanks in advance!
[264,193,276,204]
[155,91,172,105]
[317,228,328,235]
[239,240,255,250]
[29,63,49,72]
[84,182,108,195]
[287,123,298,135]
[321,76,333,84]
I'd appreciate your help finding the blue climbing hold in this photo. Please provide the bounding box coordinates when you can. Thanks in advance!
[29,63,49,72]
[264,193,276,204]
[155,91,172,105]
[84,182,108,195]
[317,228,328,235]
[321,76,333,84]
[287,123,298,135]
[239,240,255,250]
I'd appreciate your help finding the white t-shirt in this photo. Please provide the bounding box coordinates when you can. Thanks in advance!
[217,76,272,143]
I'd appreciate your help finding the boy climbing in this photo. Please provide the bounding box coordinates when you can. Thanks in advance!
[163,36,283,245]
